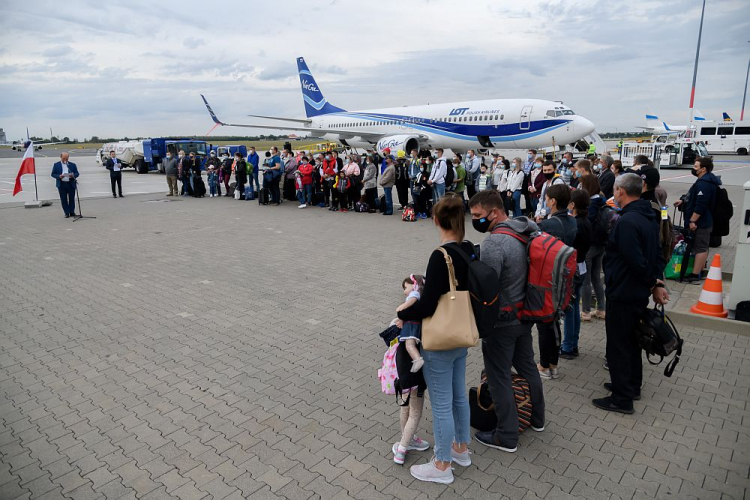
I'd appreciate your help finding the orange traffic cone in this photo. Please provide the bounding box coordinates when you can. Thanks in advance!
[690,254,727,318]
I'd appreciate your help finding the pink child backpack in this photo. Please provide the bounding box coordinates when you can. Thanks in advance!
[378,343,399,395]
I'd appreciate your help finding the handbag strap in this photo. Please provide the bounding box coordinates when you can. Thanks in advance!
[435,247,458,295]
[476,382,495,411]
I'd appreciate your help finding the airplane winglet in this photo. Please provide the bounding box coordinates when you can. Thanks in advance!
[201,94,224,125]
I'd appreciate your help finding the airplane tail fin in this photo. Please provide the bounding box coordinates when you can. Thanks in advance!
[723,112,733,121]
[693,109,706,121]
[296,57,345,118]
[645,113,661,129]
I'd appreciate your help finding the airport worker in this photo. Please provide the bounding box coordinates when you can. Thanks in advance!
[673,156,721,284]
[50,152,79,218]
[593,173,668,414]
[468,190,546,454]
[598,155,615,199]
[247,146,260,192]
[104,150,124,198]
[163,150,179,196]
[588,142,597,157]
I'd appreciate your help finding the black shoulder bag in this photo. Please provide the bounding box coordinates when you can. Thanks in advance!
[636,305,683,377]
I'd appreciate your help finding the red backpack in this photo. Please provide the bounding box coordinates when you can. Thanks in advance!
[491,227,577,323]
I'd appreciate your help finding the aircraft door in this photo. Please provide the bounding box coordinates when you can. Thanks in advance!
[520,106,532,131]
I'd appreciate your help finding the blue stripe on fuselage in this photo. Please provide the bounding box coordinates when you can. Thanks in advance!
[328,111,569,141]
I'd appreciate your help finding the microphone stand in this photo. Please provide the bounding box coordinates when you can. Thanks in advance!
[72,179,96,221]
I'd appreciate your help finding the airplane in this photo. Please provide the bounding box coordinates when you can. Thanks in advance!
[637,110,706,134]
[201,57,596,155]
[3,128,65,151]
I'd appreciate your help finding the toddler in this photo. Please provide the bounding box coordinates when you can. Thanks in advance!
[207,166,218,197]
[392,275,430,464]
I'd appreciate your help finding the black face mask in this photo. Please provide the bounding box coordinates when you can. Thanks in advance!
[691,168,700,177]
[472,213,494,233]
[543,172,554,180]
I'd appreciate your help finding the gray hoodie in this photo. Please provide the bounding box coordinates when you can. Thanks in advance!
[480,216,539,327]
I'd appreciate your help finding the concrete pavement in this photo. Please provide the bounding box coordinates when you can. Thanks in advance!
[1,193,748,499]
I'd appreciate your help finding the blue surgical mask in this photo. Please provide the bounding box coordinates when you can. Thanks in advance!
[527,154,533,160]
[534,163,542,169]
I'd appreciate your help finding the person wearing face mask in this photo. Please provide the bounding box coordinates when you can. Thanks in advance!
[558,153,573,185]
[522,149,537,214]
[247,146,260,193]
[321,152,337,208]
[673,157,721,284]
[282,149,298,202]
[464,150,481,200]
[362,155,378,213]
[535,185,577,380]
[178,151,193,197]
[408,149,421,204]
[529,159,544,215]
[494,159,509,211]
[598,155,615,199]
[506,159,525,218]
[221,153,233,196]
[533,160,565,221]
[468,190,546,453]
[570,159,592,189]
[594,173,669,414]
[414,159,432,219]
[267,147,282,205]
[163,151,179,196]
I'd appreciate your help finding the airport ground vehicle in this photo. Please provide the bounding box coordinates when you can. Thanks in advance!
[688,122,750,155]
[97,139,208,173]
[619,135,708,168]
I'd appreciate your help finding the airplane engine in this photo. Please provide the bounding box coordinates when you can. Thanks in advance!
[376,135,421,157]
[339,136,376,149]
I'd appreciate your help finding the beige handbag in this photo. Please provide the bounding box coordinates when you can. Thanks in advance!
[422,247,480,351]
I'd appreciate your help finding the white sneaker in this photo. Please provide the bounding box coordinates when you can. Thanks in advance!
[530,425,545,432]
[410,457,454,484]
[298,204,306,208]
[392,443,407,465]
[550,367,559,379]
[450,447,471,467]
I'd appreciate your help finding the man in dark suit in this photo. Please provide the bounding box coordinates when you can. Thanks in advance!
[598,155,615,200]
[50,152,80,218]
[104,150,124,198]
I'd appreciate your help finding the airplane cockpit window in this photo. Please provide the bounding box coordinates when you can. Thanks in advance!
[546,110,556,117]
[561,110,575,115]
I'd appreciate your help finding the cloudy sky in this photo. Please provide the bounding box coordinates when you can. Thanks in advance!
[1,0,748,142]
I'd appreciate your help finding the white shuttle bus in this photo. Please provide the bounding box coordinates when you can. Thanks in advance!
[691,122,750,155]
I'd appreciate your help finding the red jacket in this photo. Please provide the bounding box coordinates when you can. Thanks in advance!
[322,159,337,180]
[299,163,314,185]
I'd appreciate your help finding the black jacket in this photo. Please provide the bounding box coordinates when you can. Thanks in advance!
[599,168,615,199]
[398,241,475,322]
[539,210,577,247]
[572,213,592,264]
[235,159,248,185]
[104,158,122,176]
[603,199,661,303]
[684,172,721,229]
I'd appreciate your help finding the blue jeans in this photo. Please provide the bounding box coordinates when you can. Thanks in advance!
[530,197,538,214]
[251,169,260,192]
[303,184,313,205]
[432,183,445,204]
[512,190,522,217]
[562,280,583,352]
[383,186,393,214]
[296,190,305,205]
[421,347,471,462]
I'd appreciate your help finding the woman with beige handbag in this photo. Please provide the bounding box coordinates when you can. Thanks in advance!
[396,193,479,485]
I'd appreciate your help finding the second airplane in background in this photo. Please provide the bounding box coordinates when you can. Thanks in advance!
[202,57,596,155]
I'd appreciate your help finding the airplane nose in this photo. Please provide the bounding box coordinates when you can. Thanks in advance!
[576,116,596,136]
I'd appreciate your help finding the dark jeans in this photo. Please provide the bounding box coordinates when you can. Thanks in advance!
[58,182,76,216]
[222,172,231,195]
[303,184,313,205]
[417,186,432,215]
[482,324,545,446]
[606,299,646,409]
[110,172,122,196]
[251,169,260,192]
[335,190,347,209]
[537,320,560,368]
[323,180,333,205]
[269,178,281,204]
[466,184,476,202]
[396,181,409,208]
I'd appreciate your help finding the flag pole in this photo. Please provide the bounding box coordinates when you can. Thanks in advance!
[31,142,39,201]
[688,0,706,126]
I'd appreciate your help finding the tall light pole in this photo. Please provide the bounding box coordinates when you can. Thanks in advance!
[742,41,750,121]
[688,0,707,125]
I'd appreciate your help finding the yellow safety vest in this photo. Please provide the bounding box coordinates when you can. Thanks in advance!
[588,143,596,154]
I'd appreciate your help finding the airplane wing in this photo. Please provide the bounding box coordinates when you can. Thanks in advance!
[201,95,382,140]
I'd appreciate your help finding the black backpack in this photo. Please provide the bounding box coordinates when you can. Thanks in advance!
[636,305,683,377]
[443,160,454,187]
[446,244,501,338]
[593,204,618,245]
[711,186,733,237]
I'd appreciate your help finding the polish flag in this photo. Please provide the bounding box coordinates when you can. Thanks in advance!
[13,143,35,196]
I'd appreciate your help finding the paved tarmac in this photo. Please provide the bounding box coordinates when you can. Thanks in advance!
[1,192,748,500]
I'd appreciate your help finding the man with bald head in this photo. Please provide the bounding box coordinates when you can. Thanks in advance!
[51,152,80,218]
